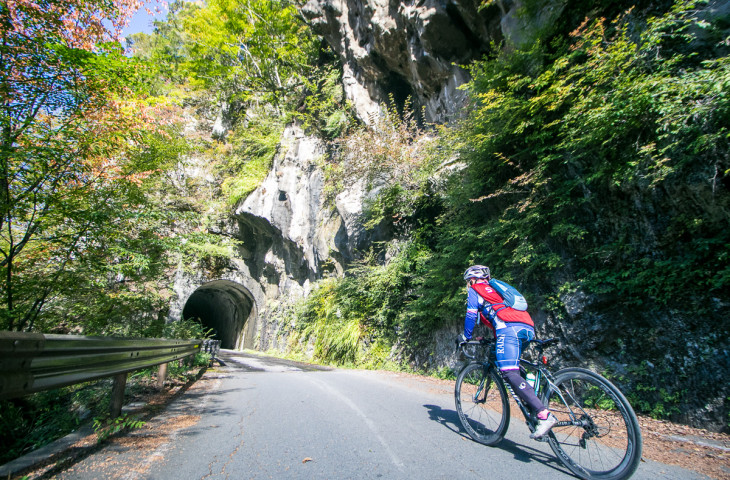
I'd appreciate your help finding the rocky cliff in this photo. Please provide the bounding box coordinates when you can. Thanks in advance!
[166,0,636,359]
[169,122,383,350]
[169,1,540,350]
[301,0,563,124]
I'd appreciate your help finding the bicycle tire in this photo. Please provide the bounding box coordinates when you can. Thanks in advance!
[543,367,643,480]
[454,362,510,445]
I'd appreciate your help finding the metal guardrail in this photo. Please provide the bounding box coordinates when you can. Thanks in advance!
[0,331,202,401]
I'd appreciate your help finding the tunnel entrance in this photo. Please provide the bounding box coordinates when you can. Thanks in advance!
[181,280,257,350]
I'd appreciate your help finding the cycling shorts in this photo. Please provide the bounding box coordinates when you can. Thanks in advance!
[495,324,535,371]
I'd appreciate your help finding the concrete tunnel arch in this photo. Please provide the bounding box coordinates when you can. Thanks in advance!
[181,280,258,350]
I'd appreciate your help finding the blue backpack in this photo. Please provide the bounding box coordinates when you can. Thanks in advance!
[488,279,528,311]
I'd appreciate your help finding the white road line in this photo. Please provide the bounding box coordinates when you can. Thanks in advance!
[305,375,405,471]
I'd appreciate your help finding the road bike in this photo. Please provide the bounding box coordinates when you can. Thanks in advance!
[454,338,643,480]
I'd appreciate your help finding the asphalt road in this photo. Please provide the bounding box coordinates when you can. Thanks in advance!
[52,350,710,480]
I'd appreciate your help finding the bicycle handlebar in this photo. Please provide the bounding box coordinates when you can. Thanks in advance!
[456,338,491,360]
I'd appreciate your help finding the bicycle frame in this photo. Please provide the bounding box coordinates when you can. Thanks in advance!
[518,357,587,431]
[460,340,586,432]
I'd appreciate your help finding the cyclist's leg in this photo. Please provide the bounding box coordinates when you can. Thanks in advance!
[497,326,557,438]
[496,326,546,414]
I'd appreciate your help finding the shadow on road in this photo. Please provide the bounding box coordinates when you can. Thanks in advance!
[424,403,464,436]
[423,404,569,476]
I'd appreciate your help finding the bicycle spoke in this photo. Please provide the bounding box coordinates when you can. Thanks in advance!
[545,368,642,480]
[455,363,510,445]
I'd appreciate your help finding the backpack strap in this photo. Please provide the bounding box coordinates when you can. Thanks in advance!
[491,302,507,313]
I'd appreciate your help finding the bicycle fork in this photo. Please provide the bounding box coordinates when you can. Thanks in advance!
[466,365,490,404]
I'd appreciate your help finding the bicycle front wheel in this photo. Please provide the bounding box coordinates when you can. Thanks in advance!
[544,367,643,480]
[454,362,510,445]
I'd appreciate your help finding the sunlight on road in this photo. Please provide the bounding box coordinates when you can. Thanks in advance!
[227,356,303,372]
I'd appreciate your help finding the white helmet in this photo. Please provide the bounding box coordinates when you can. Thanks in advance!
[463,265,490,281]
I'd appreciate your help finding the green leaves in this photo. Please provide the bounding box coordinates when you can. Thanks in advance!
[218,116,283,206]
[157,0,319,108]
[451,0,730,306]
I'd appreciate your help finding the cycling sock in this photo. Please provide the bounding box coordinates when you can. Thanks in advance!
[537,409,550,420]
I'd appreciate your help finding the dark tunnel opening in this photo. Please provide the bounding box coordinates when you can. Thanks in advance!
[181,280,257,350]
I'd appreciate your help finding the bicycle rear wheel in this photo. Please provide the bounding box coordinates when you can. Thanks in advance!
[543,367,643,480]
[454,362,510,445]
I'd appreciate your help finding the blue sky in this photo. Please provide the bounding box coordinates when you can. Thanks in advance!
[121,1,168,37]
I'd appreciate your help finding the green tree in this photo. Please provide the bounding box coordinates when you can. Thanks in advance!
[0,1,144,330]
[0,0,228,333]
[181,0,319,108]
[126,1,198,89]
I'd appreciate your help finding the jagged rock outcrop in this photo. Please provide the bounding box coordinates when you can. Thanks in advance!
[301,0,564,124]
[237,126,337,278]
[169,123,390,350]
[235,124,391,277]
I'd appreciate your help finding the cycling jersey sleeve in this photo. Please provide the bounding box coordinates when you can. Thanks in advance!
[463,287,481,339]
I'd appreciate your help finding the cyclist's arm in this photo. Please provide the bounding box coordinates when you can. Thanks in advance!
[463,287,481,340]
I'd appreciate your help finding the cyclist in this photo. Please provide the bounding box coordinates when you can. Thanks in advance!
[458,265,557,439]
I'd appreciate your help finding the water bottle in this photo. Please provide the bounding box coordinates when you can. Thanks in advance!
[526,372,536,390]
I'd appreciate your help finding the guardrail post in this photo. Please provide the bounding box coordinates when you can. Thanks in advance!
[210,340,220,366]
[201,339,220,366]
[157,362,168,389]
[110,373,127,418]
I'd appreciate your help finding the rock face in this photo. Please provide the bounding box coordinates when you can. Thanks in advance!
[169,123,388,350]
[301,0,564,124]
